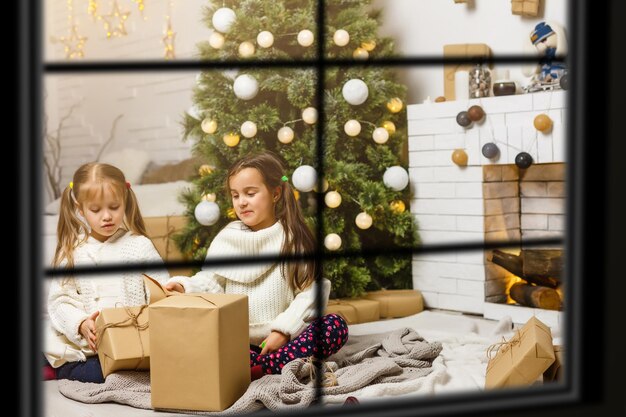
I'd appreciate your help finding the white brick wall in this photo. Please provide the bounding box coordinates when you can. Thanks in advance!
[44,0,214,203]
[408,91,567,315]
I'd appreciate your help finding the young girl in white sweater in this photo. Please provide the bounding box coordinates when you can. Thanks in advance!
[165,151,348,380]
[45,162,170,383]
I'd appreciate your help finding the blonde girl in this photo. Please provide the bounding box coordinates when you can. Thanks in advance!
[165,151,348,380]
[45,162,169,383]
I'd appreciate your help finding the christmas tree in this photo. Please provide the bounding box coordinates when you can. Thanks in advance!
[175,0,419,298]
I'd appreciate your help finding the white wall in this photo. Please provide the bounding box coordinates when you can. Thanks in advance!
[374,0,569,103]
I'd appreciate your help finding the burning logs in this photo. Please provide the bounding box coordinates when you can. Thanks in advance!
[509,282,561,310]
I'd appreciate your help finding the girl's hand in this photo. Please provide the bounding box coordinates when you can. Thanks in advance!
[260,331,290,355]
[165,282,184,293]
[79,311,100,352]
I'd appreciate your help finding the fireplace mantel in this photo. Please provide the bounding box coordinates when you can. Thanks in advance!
[407,90,567,327]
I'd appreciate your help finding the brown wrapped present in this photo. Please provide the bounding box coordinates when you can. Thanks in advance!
[543,345,564,382]
[485,316,555,388]
[95,305,150,379]
[150,292,250,411]
[363,289,424,318]
[143,215,192,276]
[325,298,380,324]
[443,43,492,100]
[511,0,540,17]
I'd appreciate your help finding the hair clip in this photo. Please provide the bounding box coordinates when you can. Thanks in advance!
[126,181,131,189]
[69,181,74,189]
[281,175,289,182]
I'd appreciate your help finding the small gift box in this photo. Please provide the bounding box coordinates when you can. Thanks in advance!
[325,298,380,324]
[363,289,424,318]
[95,305,150,379]
[485,316,556,388]
[543,345,564,382]
[511,0,540,17]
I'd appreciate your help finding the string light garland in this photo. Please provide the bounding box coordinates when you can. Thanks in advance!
[132,0,146,20]
[162,1,176,60]
[101,0,130,39]
[87,0,98,21]
[51,0,87,60]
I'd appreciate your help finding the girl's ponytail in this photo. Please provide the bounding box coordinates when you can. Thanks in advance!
[124,186,147,237]
[53,184,89,270]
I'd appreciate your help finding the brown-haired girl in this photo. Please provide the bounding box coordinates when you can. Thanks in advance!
[45,162,169,383]
[165,151,348,380]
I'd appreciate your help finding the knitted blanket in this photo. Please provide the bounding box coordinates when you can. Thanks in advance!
[57,327,442,414]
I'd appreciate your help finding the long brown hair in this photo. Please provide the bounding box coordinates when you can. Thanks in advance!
[226,152,318,291]
[54,162,147,271]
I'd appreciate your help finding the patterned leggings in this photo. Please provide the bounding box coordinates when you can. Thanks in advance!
[250,314,348,375]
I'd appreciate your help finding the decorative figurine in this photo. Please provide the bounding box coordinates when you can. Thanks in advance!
[522,21,568,93]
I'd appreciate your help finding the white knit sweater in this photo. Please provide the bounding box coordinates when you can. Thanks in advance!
[45,229,170,367]
[168,221,330,345]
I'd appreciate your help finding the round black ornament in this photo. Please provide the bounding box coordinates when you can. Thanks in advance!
[515,152,533,169]
[559,74,568,90]
[482,142,500,159]
[456,111,472,127]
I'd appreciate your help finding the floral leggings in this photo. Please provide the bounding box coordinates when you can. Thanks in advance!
[250,314,349,375]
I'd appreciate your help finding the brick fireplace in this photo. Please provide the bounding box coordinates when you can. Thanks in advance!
[407,90,566,327]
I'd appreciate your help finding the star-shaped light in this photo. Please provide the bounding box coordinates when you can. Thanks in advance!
[101,0,130,39]
[162,17,176,60]
[87,0,98,20]
[56,25,87,59]
[132,0,146,19]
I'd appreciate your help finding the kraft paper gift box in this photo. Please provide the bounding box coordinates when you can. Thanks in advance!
[543,345,564,382]
[485,316,556,389]
[95,305,150,379]
[143,215,192,276]
[325,298,380,324]
[511,0,540,17]
[363,289,424,318]
[443,43,492,100]
[149,292,250,412]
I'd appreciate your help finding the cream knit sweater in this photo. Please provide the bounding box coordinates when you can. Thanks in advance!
[168,221,330,345]
[45,229,170,367]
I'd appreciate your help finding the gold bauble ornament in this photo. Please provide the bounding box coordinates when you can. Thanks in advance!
[198,164,213,176]
[353,47,369,60]
[361,40,376,51]
[238,41,255,58]
[382,120,396,134]
[452,149,468,166]
[313,178,329,193]
[355,212,373,229]
[201,193,217,202]
[293,190,300,200]
[223,132,240,147]
[324,191,342,208]
[533,114,553,132]
[208,32,225,49]
[386,97,403,113]
[227,208,237,219]
[201,118,218,134]
[390,200,406,214]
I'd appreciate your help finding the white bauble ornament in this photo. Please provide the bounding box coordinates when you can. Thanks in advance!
[257,31,274,48]
[238,41,255,57]
[333,29,350,46]
[344,119,361,136]
[297,29,314,47]
[292,165,317,192]
[302,107,318,124]
[324,191,342,208]
[233,74,259,100]
[383,166,409,191]
[212,7,236,33]
[240,121,257,138]
[277,126,295,144]
[372,127,389,144]
[208,31,225,49]
[324,233,342,251]
[342,78,369,105]
[353,47,369,60]
[355,212,373,229]
[194,201,220,226]
[201,118,217,134]
[187,105,203,120]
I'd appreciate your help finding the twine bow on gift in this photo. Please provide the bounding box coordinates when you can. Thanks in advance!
[150,216,177,259]
[486,330,522,360]
[305,356,338,388]
[95,305,149,370]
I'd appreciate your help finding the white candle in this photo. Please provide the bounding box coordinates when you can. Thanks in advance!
[455,70,470,100]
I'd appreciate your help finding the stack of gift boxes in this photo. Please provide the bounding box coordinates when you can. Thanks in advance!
[94,278,563,412]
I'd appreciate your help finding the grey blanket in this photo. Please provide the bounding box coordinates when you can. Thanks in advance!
[57,327,442,414]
